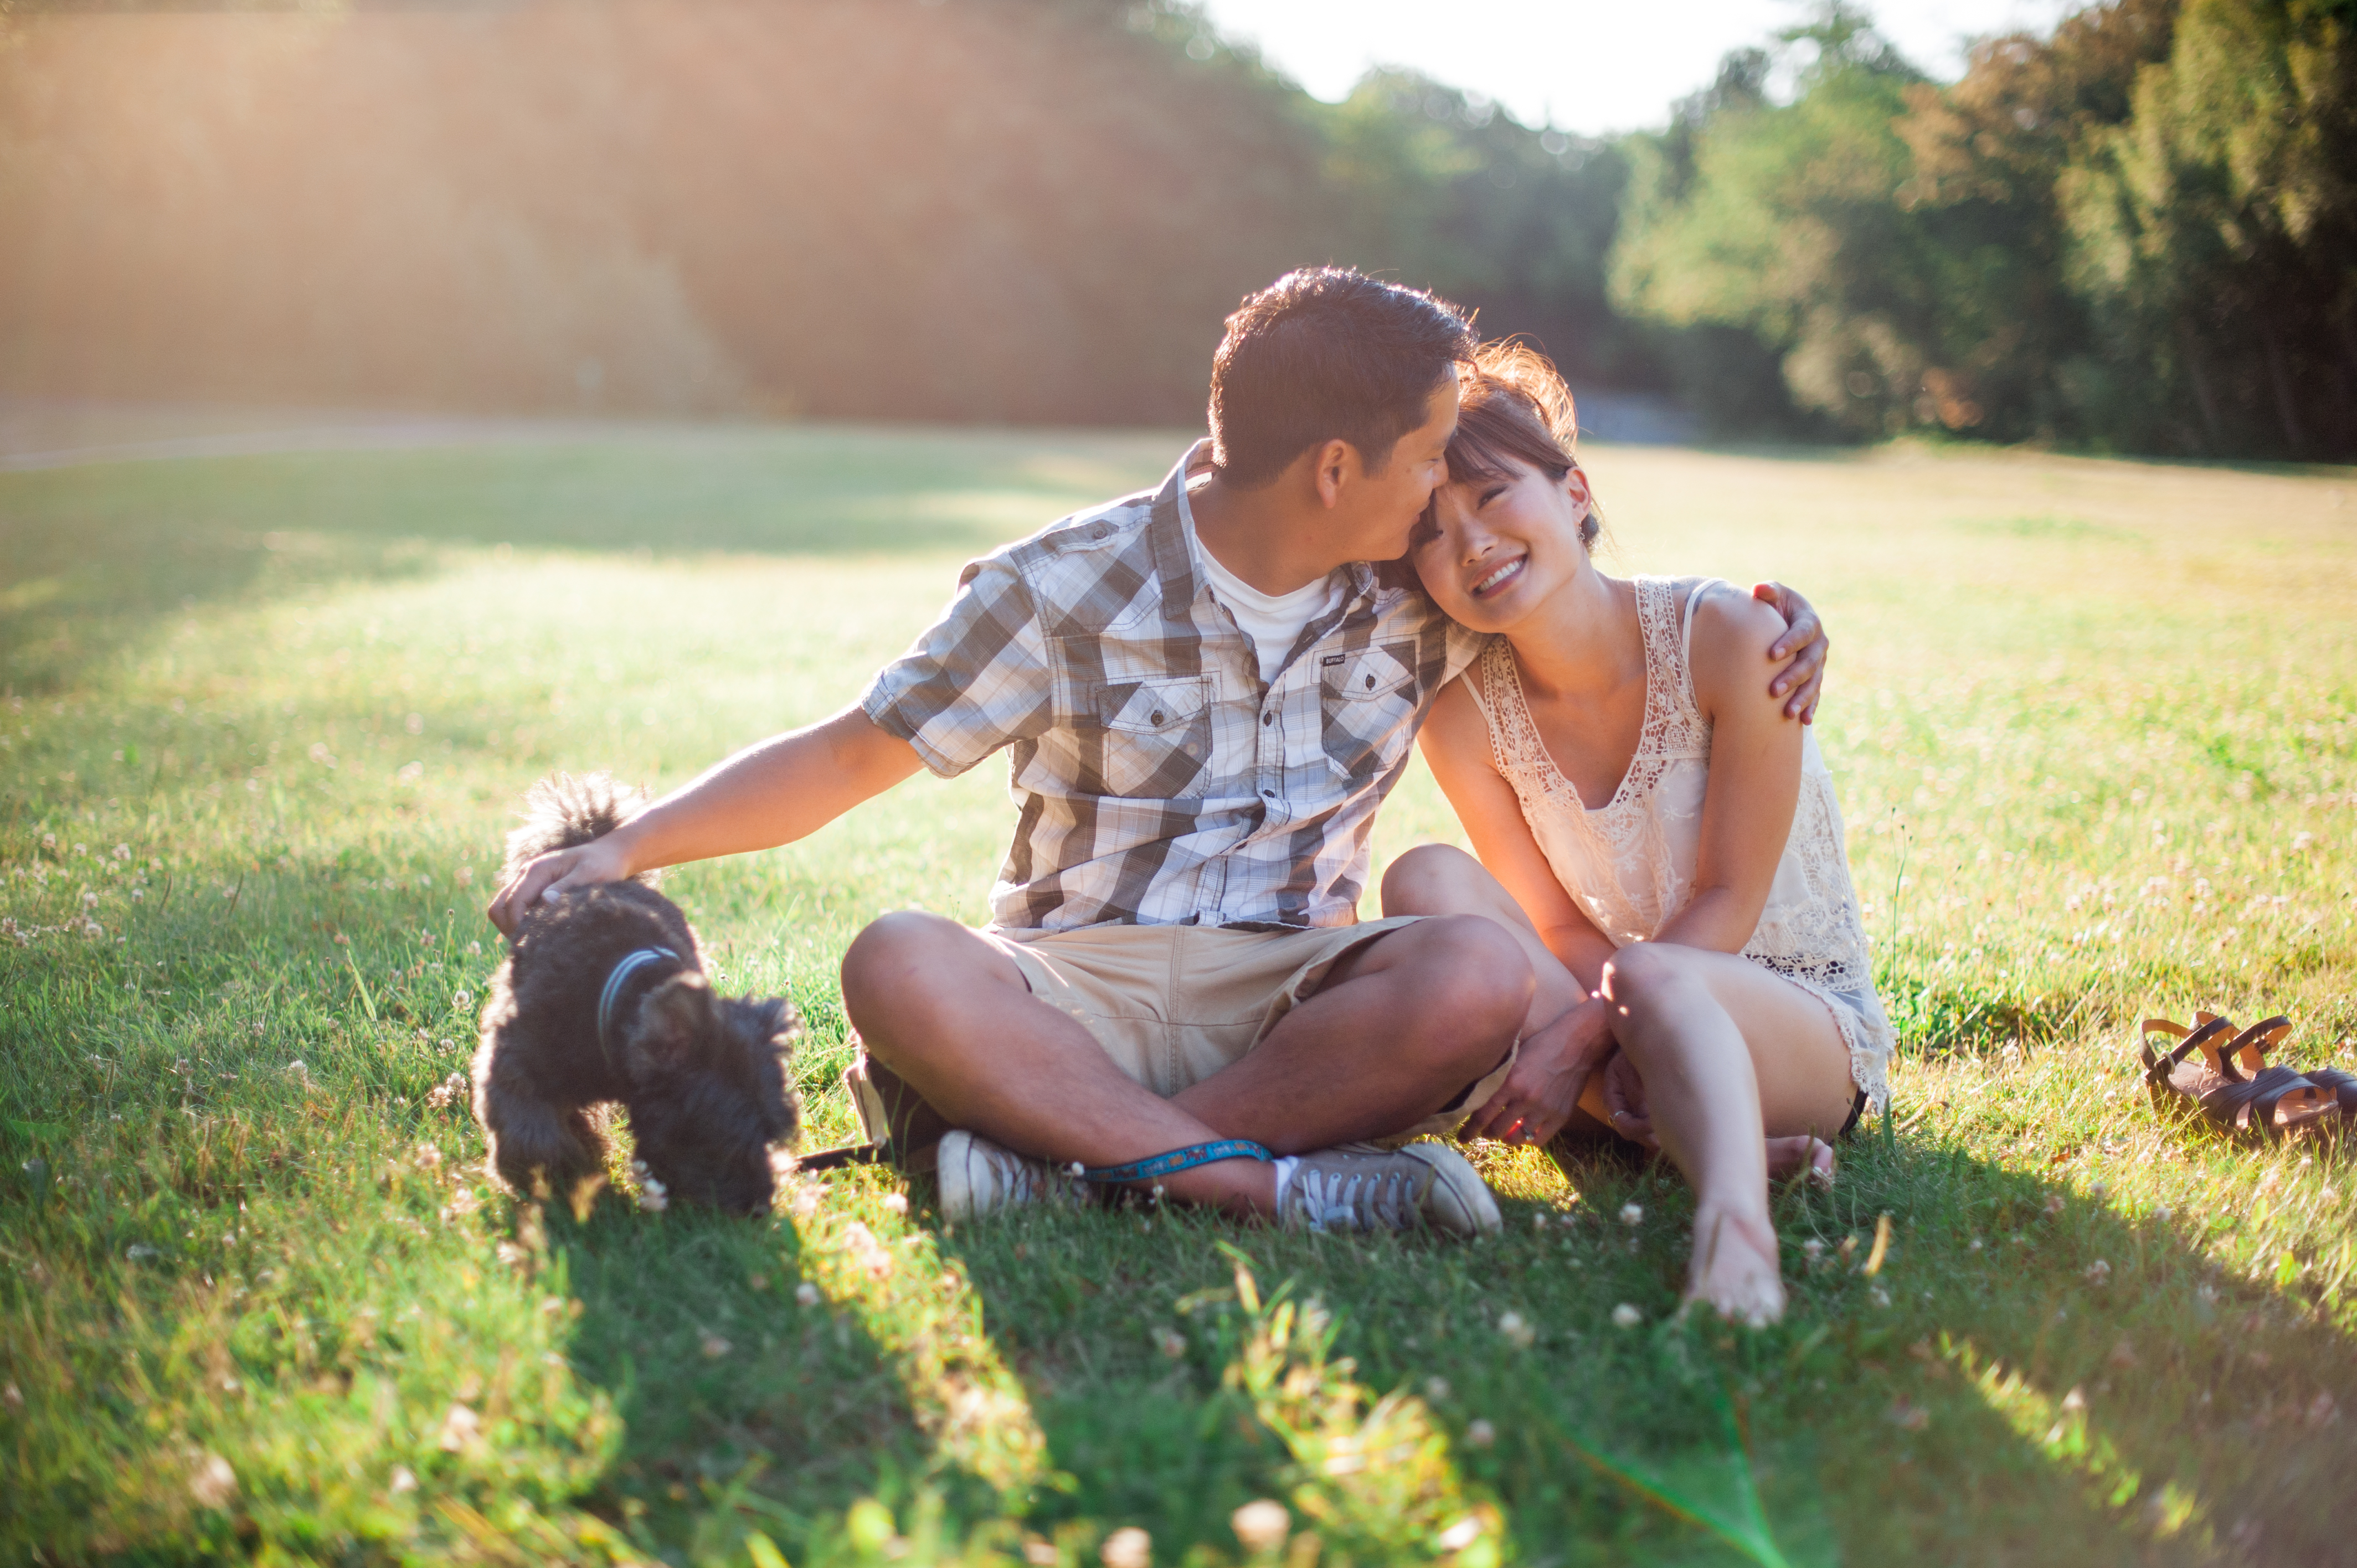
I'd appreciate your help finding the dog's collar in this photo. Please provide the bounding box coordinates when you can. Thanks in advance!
[596,947,682,1062]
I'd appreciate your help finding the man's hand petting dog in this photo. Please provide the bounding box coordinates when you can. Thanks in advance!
[488,828,639,937]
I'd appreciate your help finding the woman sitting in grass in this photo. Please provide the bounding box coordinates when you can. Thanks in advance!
[1383,343,1893,1324]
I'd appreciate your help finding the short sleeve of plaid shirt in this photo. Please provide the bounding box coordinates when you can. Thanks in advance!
[859,553,1054,778]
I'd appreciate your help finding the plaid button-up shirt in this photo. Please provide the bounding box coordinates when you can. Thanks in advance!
[860,441,1486,932]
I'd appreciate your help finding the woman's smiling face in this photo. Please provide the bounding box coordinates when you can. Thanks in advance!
[1409,455,1593,633]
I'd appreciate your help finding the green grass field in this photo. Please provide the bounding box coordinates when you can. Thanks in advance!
[3,425,2354,1567]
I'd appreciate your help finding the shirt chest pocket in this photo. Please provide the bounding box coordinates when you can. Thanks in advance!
[1318,641,1419,783]
[1082,675,1214,800]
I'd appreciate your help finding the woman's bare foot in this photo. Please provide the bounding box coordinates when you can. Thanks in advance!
[1764,1136,1835,1189]
[1684,1205,1786,1326]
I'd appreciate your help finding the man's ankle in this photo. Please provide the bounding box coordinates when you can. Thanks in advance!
[1161,1156,1278,1216]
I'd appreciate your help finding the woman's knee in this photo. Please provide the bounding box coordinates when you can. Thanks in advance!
[1600,941,1692,1015]
[1380,843,1491,916]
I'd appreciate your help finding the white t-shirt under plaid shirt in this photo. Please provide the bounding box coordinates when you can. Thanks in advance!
[859,440,1488,932]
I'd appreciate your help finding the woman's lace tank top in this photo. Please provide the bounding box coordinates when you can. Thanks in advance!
[1461,576,1892,1112]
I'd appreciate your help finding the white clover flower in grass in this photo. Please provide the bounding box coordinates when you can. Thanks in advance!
[882,1192,909,1215]
[1437,1517,1485,1552]
[842,1221,894,1278]
[1497,1311,1535,1349]
[437,1404,480,1452]
[1612,1303,1642,1328]
[1465,1419,1496,1448]
[389,1466,416,1495]
[1618,1203,1643,1226]
[1230,1499,1289,1553]
[795,1282,821,1308]
[1100,1526,1151,1568]
[189,1453,237,1510]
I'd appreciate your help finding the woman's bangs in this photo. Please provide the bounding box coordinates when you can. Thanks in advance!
[1444,402,1567,486]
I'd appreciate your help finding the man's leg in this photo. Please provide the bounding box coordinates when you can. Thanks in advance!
[1169,913,1532,1151]
[1381,843,1588,1036]
[841,911,1275,1213]
[841,910,1532,1212]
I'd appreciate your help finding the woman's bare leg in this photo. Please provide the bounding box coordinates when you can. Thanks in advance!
[1599,941,1856,1324]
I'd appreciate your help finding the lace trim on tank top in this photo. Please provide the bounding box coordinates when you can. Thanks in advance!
[1469,581,1708,827]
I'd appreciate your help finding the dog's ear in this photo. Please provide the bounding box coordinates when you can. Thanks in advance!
[627,972,717,1074]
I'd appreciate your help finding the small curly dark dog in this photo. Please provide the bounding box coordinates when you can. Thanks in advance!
[472,773,800,1214]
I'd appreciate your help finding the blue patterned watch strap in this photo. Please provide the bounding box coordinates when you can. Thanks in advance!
[1079,1139,1272,1185]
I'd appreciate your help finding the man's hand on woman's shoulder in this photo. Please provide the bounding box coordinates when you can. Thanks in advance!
[1749,581,1830,724]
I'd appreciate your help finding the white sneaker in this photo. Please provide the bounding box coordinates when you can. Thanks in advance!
[934,1129,1087,1221]
[1275,1142,1501,1238]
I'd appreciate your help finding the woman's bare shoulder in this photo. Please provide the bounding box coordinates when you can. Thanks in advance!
[1422,664,1495,755]
[1684,580,1788,714]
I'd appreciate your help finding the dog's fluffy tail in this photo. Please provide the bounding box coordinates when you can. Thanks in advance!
[502,772,658,884]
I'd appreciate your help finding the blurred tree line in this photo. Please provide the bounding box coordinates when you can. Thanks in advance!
[1616,0,2357,457]
[1,0,2349,457]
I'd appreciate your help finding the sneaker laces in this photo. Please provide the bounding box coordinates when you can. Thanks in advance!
[1289,1164,1419,1232]
[997,1148,1089,1206]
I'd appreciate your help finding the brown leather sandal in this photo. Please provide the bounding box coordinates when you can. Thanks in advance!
[2140,1014,2337,1141]
[2210,1011,2356,1128]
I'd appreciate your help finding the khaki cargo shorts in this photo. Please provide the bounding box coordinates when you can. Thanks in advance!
[846,916,1515,1163]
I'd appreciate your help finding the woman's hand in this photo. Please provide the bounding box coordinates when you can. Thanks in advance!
[1461,996,1615,1147]
[1599,1050,1659,1149]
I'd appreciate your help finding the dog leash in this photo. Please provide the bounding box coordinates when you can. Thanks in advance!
[794,1137,1270,1183]
[596,946,681,1063]
[1076,1139,1270,1184]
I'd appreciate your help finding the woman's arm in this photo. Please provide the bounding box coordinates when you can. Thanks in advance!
[1654,586,1806,955]
[1414,677,1625,1144]
[1416,677,1620,991]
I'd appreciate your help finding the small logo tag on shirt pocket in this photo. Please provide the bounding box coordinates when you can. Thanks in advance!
[1097,677,1211,734]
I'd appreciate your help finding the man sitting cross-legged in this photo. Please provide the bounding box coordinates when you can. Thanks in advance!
[490,268,1827,1236]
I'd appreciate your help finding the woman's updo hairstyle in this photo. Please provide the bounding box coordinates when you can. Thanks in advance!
[1444,339,1602,548]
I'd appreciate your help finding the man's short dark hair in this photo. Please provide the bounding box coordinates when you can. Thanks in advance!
[1209,269,1475,488]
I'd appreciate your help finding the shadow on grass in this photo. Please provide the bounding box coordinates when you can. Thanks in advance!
[909,1122,2357,1566]
[547,1192,1006,1560]
[0,426,1177,694]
